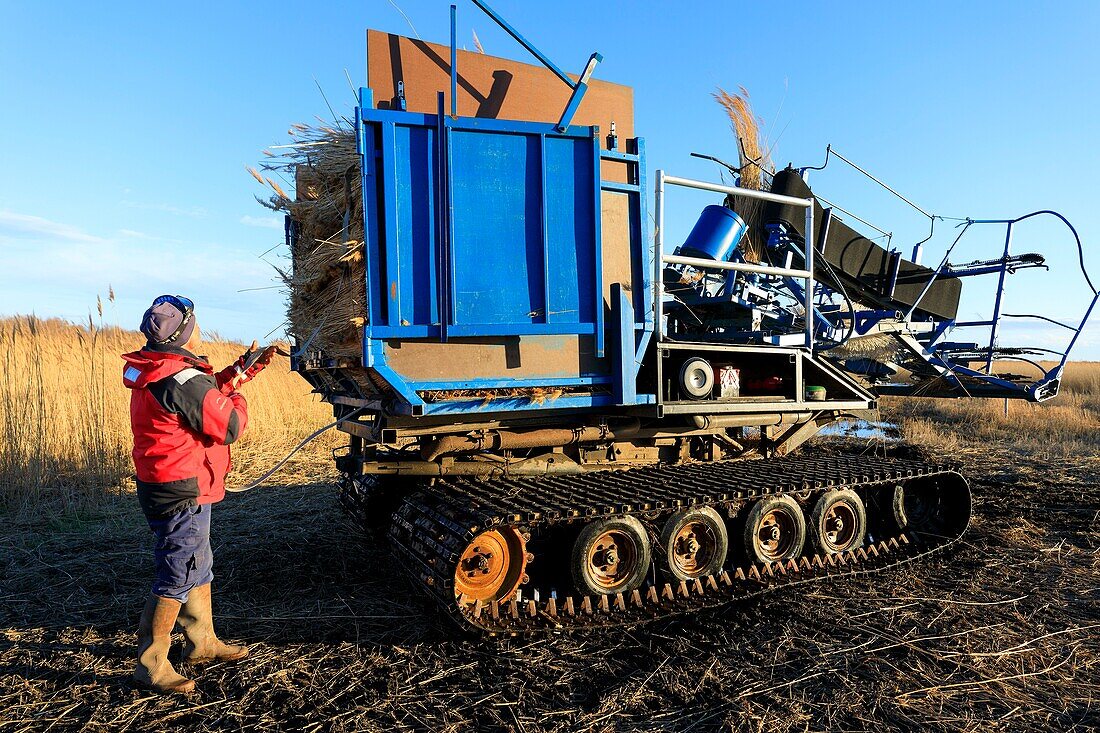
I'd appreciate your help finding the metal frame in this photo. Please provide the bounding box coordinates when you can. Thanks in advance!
[601,139,653,393]
[653,163,1095,403]
[656,342,876,414]
[318,4,1091,425]
[894,211,1099,399]
[655,172,816,351]
[360,104,606,343]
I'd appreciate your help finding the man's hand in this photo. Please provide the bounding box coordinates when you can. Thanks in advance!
[221,340,279,393]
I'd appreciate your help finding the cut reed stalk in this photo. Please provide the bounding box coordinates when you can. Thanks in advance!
[713,87,776,264]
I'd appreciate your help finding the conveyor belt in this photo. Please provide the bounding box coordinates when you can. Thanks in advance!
[763,168,963,320]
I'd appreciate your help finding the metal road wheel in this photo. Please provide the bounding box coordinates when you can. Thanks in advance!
[890,480,945,535]
[571,516,651,595]
[679,357,714,400]
[744,495,806,565]
[454,528,528,604]
[659,507,728,581]
[810,489,867,554]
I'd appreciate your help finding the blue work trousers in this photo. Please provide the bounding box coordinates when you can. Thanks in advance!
[146,503,214,602]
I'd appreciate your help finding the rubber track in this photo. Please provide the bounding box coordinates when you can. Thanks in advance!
[385,454,971,634]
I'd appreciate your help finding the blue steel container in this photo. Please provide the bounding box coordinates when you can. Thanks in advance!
[680,205,747,261]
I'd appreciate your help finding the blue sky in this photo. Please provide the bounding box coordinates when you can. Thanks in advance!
[2,1,1098,358]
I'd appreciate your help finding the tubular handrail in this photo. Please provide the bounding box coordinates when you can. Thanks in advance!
[655,171,816,351]
[662,254,811,280]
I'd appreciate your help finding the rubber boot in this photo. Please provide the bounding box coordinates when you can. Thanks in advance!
[134,595,196,694]
[176,583,249,665]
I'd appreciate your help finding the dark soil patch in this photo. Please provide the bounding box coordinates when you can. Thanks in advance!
[2,445,1098,731]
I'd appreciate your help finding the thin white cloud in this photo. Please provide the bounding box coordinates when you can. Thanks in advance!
[120,200,208,218]
[0,208,271,292]
[239,215,283,230]
[0,209,287,342]
[993,318,1098,357]
[118,228,153,239]
[0,211,105,243]
[117,228,186,244]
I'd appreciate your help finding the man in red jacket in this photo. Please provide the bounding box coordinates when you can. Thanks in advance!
[122,294,274,694]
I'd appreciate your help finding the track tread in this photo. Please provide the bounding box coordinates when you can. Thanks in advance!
[382,454,971,634]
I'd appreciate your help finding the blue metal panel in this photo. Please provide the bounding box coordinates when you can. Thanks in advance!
[412,376,611,391]
[635,138,652,331]
[544,135,596,325]
[599,139,653,386]
[599,148,638,164]
[445,323,595,337]
[436,93,451,341]
[445,115,593,137]
[539,135,551,325]
[420,393,618,416]
[356,92,376,369]
[379,123,402,326]
[366,341,425,414]
[590,131,605,357]
[612,283,637,405]
[359,121,383,332]
[449,128,545,325]
[369,322,596,339]
[392,124,439,325]
[601,181,641,194]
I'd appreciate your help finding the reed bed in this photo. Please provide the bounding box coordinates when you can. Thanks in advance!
[1,327,1097,730]
[883,361,1100,458]
[0,316,336,514]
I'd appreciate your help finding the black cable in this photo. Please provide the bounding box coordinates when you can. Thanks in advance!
[1007,210,1096,294]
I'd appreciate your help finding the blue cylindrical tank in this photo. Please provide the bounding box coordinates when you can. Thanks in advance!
[680,205,747,261]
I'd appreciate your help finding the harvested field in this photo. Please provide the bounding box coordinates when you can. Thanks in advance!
[1,323,1098,731]
[2,442,1098,731]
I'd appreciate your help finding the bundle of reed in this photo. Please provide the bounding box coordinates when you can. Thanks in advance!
[828,332,900,360]
[253,123,367,367]
[713,86,776,264]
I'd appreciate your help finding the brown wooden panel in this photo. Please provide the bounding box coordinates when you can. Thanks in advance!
[601,191,633,304]
[385,335,602,381]
[367,29,634,141]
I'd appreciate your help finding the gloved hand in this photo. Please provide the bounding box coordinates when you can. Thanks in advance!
[218,340,278,393]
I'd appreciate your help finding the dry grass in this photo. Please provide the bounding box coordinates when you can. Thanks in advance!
[713,86,773,191]
[1,443,1097,731]
[883,361,1100,458]
[0,316,336,514]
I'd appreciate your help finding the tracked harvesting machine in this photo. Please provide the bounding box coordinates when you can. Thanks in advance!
[271,2,1098,633]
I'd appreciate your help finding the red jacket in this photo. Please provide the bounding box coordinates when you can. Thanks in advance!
[122,346,248,518]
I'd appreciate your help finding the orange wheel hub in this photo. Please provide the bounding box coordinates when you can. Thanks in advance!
[820,501,858,552]
[586,530,639,592]
[454,528,527,604]
[671,521,715,577]
[756,508,798,562]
